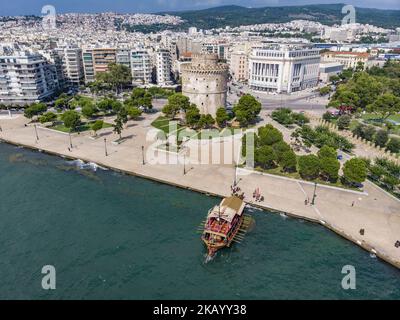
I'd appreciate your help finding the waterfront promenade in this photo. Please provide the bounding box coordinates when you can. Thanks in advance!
[1,113,400,269]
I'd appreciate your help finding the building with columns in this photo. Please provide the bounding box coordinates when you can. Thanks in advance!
[248,44,320,93]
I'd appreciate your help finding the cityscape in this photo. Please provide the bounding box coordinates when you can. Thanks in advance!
[0,1,400,304]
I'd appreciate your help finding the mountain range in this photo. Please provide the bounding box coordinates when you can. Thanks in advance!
[159,3,400,30]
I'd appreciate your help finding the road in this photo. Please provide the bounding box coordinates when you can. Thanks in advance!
[227,85,328,111]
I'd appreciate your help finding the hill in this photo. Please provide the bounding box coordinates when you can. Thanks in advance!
[159,4,400,30]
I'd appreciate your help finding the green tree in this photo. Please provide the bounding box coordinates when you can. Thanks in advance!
[271,108,293,125]
[54,97,69,110]
[96,63,132,93]
[374,130,389,147]
[387,138,400,153]
[319,86,331,96]
[216,107,229,127]
[280,150,297,172]
[91,120,104,136]
[198,114,215,129]
[24,103,47,120]
[127,107,142,120]
[97,98,115,113]
[255,146,277,169]
[382,175,400,191]
[298,155,320,180]
[320,157,340,182]
[368,93,400,120]
[186,106,201,128]
[39,112,57,125]
[362,125,376,141]
[233,94,261,127]
[162,93,190,118]
[317,145,337,159]
[272,141,291,163]
[258,125,283,146]
[113,116,124,139]
[61,110,81,132]
[337,115,351,130]
[329,75,340,83]
[322,111,333,122]
[343,158,367,185]
[81,103,97,119]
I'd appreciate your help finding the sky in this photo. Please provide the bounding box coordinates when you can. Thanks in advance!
[0,0,399,16]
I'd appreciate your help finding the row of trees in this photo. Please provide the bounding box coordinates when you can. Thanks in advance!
[162,93,261,129]
[366,158,400,196]
[328,62,400,120]
[243,125,367,186]
[352,123,400,154]
[244,124,298,172]
[293,125,354,152]
[271,108,310,126]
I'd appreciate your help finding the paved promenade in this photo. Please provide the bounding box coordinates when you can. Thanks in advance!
[1,113,400,269]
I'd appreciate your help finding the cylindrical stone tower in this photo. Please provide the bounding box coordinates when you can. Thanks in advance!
[181,53,229,117]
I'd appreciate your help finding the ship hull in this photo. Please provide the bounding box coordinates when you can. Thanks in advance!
[202,214,244,257]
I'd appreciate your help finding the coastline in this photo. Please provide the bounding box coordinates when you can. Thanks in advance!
[1,134,400,270]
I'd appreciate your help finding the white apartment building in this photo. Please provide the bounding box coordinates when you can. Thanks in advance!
[248,44,320,93]
[156,49,172,86]
[116,49,131,70]
[130,50,153,85]
[0,51,58,105]
[60,47,84,87]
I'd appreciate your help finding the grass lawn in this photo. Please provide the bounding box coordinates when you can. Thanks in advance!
[359,113,400,137]
[151,116,183,135]
[361,113,400,123]
[151,116,240,140]
[51,121,112,133]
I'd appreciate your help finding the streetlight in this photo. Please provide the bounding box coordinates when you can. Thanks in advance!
[311,182,318,205]
[68,132,73,149]
[141,145,145,165]
[34,124,39,142]
[104,138,108,157]
[183,151,186,175]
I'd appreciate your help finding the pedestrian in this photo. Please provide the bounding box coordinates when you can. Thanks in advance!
[68,147,71,152]
[0,125,2,132]
[351,201,355,207]
[304,199,308,205]
[359,229,365,236]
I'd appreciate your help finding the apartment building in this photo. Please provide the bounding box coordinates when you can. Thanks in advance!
[156,48,172,86]
[229,50,249,83]
[82,48,117,83]
[116,49,131,70]
[131,50,153,85]
[248,44,321,93]
[0,51,58,105]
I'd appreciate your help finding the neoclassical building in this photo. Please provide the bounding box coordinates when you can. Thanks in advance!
[249,44,321,93]
[181,53,229,117]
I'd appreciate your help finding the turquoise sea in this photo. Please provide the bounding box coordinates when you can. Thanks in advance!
[0,142,399,300]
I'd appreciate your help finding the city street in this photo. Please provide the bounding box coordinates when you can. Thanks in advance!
[227,83,329,112]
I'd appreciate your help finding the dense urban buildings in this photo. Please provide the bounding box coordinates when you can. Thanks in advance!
[0,10,399,105]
